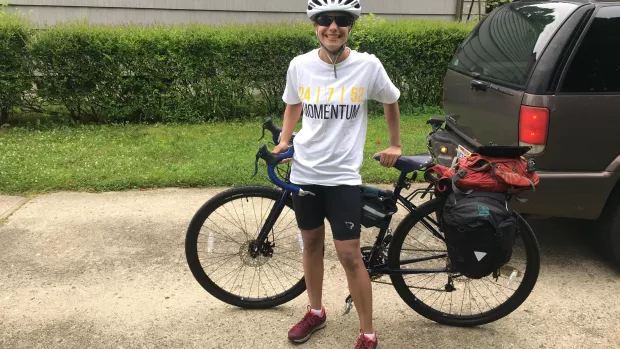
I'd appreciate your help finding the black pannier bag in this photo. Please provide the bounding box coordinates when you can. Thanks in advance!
[441,191,516,279]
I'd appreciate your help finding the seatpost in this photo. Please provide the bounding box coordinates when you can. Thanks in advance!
[393,171,409,197]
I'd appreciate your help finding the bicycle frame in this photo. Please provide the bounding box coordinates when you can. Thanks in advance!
[365,171,449,276]
[253,116,452,276]
[255,167,450,277]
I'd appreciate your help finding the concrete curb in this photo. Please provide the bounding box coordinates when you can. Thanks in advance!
[0,196,30,221]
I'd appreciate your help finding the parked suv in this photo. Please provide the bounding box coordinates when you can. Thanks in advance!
[429,0,620,266]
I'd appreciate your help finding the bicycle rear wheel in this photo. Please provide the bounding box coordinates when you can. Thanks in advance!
[185,186,306,309]
[388,196,540,327]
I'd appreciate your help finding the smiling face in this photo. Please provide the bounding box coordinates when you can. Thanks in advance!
[313,12,353,52]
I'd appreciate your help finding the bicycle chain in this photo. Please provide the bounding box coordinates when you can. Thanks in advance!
[369,279,448,292]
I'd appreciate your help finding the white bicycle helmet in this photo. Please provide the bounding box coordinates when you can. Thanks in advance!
[307,0,362,21]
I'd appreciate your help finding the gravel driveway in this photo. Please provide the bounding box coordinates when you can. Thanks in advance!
[1,187,619,349]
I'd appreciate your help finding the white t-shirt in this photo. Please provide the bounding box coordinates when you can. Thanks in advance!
[282,48,400,186]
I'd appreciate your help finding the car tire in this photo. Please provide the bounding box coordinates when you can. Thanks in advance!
[599,192,620,269]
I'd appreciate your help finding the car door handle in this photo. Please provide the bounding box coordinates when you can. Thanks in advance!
[470,80,488,92]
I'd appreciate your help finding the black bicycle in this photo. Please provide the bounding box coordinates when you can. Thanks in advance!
[185,117,540,327]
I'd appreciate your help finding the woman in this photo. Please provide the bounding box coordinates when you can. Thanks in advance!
[272,1,401,347]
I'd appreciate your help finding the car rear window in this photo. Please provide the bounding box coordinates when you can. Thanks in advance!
[561,6,620,93]
[449,2,579,87]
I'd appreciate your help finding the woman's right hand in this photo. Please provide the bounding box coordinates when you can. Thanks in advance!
[272,142,292,164]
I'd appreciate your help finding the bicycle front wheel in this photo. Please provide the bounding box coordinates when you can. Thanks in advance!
[388,196,540,327]
[185,186,306,309]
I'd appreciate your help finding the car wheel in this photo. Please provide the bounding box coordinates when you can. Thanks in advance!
[599,192,620,269]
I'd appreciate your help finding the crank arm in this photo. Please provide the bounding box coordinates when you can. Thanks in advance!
[342,295,353,316]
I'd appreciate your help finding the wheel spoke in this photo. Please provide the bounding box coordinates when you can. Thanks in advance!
[387,197,539,325]
[186,188,305,306]
[264,261,289,292]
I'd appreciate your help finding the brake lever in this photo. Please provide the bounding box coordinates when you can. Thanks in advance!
[259,117,276,142]
[258,127,266,142]
[251,144,280,179]
[251,149,261,179]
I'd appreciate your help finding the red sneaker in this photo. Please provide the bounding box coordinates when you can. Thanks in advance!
[354,330,378,349]
[287,306,326,343]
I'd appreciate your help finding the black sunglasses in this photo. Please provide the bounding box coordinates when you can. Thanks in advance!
[315,14,354,27]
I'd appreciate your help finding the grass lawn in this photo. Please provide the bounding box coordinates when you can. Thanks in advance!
[0,114,435,195]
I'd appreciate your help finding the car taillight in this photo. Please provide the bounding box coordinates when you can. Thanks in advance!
[519,105,549,154]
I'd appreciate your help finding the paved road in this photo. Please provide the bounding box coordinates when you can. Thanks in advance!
[1,187,619,349]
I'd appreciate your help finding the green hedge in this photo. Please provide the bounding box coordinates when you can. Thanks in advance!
[29,22,318,123]
[0,10,473,124]
[0,9,33,124]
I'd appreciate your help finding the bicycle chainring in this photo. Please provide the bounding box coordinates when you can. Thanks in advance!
[361,246,387,281]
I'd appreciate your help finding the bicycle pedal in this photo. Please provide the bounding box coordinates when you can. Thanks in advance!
[342,295,353,316]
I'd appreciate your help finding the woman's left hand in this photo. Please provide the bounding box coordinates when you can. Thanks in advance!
[374,146,402,168]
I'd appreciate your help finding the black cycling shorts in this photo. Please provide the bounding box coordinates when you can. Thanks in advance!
[291,184,361,241]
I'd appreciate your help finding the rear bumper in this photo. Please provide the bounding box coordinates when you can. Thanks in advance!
[428,128,617,220]
[515,171,617,220]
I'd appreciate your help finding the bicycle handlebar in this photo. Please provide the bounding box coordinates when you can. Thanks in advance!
[251,143,315,196]
[254,115,443,196]
[255,116,395,197]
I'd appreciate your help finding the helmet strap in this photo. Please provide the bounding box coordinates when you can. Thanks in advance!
[315,29,352,79]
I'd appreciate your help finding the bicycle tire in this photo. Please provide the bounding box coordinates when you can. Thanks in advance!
[185,186,306,309]
[388,196,540,327]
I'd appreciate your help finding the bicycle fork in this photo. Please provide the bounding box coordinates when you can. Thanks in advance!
[256,190,291,243]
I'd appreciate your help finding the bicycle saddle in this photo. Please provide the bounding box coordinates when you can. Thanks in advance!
[374,153,434,173]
